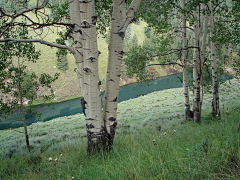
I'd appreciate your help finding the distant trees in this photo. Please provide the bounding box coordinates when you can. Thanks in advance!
[124,0,239,122]
[0,0,142,154]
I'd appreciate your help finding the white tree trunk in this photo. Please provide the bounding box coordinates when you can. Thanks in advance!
[103,0,142,150]
[68,0,84,91]
[182,0,192,120]
[199,4,209,115]
[79,0,104,154]
[209,1,220,118]
[193,8,201,123]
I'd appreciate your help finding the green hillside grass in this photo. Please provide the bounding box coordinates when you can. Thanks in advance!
[0,79,239,179]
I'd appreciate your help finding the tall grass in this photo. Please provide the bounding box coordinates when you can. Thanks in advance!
[0,79,239,179]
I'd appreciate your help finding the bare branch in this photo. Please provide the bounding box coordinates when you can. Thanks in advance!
[0,38,76,54]
[147,62,183,67]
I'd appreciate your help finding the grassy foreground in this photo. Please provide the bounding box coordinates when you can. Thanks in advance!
[0,79,239,179]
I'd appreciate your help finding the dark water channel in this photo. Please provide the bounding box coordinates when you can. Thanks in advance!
[0,73,184,130]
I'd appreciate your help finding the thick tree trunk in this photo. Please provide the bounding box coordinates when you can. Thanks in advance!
[103,0,142,151]
[209,1,220,118]
[79,0,104,154]
[103,0,126,151]
[193,8,201,123]
[182,0,192,120]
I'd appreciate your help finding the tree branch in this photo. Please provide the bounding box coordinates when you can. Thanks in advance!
[120,0,142,32]
[147,62,183,68]
[0,0,49,18]
[0,38,76,54]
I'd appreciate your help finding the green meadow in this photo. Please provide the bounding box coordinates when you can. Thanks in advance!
[0,78,239,179]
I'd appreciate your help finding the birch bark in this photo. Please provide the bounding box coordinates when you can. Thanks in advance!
[182,0,191,120]
[103,0,142,150]
[209,1,220,118]
[193,8,201,123]
[199,4,209,115]
[68,0,84,91]
[79,0,104,154]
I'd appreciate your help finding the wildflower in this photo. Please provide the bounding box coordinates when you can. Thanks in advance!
[72,177,74,179]
[153,139,158,146]
[164,132,167,135]
[48,157,52,161]
[54,158,58,162]
[173,130,176,133]
[60,154,62,157]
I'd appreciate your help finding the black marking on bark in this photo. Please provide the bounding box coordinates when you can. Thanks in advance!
[108,117,116,121]
[109,121,118,142]
[84,82,91,86]
[111,97,118,102]
[87,57,97,62]
[105,111,110,113]
[75,29,83,34]
[81,20,91,28]
[109,79,114,82]
[92,16,97,25]
[79,0,91,3]
[81,97,87,116]
[118,32,125,39]
[117,74,121,77]
[86,118,96,121]
[86,123,95,129]
[83,67,92,74]
[76,49,83,57]
[119,50,124,55]
[97,51,101,57]
[98,80,101,91]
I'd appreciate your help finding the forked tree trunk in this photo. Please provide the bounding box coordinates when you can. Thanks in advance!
[209,1,220,118]
[182,0,192,120]
[193,7,201,123]
[68,0,141,154]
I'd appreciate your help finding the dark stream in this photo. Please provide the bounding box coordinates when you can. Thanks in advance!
[0,73,184,130]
